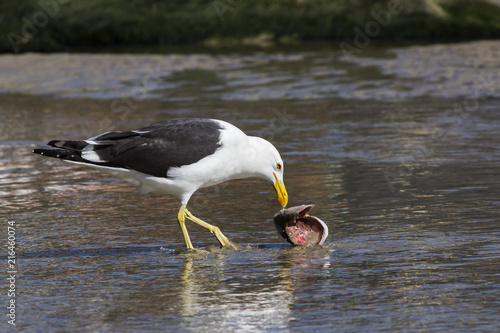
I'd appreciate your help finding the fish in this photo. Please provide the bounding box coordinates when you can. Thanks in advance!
[273,204,328,246]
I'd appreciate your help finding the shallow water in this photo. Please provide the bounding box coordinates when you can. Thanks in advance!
[1,40,499,332]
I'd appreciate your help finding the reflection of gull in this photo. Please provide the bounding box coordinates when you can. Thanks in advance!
[179,253,293,332]
[213,290,291,332]
[33,118,288,249]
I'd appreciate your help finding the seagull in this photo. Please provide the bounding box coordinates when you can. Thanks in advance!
[33,118,288,250]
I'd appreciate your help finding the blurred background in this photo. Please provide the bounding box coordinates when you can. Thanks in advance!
[1,0,500,53]
[1,1,500,332]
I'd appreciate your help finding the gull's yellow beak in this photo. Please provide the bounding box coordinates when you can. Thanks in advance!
[273,172,288,207]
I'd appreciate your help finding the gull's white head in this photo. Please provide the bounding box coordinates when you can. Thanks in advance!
[245,136,288,208]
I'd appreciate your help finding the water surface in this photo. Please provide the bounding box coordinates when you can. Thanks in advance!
[1,40,499,332]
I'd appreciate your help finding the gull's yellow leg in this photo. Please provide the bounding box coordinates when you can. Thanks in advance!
[177,205,194,249]
[184,208,239,250]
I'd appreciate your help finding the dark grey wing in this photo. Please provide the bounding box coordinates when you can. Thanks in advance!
[94,119,223,177]
[34,118,223,178]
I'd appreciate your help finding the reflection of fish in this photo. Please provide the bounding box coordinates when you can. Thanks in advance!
[273,205,328,246]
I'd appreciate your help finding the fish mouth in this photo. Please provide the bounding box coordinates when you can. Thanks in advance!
[273,204,328,246]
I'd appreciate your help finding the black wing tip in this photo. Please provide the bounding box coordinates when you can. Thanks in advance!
[32,148,83,162]
[32,148,64,158]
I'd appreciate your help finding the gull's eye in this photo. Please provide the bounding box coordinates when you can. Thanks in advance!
[276,163,282,170]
